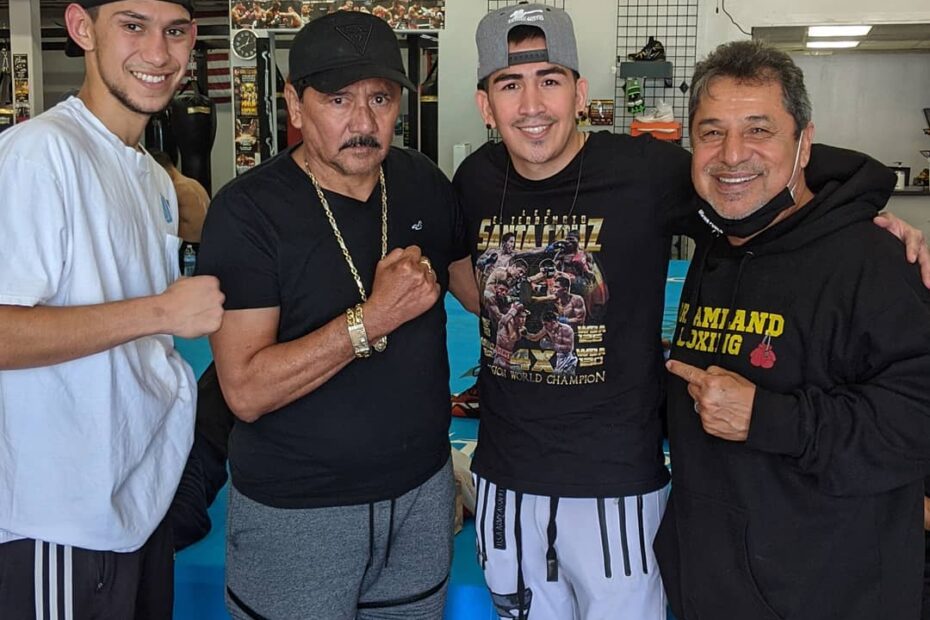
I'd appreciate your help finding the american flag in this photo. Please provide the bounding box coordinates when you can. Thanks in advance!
[186,51,232,104]
[184,10,232,104]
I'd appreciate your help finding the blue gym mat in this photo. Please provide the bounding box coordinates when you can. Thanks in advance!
[172,260,688,619]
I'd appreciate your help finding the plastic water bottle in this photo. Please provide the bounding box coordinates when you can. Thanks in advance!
[182,244,196,277]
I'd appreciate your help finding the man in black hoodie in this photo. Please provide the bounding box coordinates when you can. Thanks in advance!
[655,40,930,620]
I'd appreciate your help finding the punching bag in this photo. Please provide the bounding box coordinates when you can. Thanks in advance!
[419,60,438,164]
[170,79,216,194]
[144,109,178,162]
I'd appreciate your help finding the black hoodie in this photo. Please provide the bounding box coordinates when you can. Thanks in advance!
[656,144,930,620]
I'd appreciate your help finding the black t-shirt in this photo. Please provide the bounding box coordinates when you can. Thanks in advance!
[453,131,695,498]
[198,146,467,508]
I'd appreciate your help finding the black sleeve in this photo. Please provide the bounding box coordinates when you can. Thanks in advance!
[746,256,930,497]
[449,181,469,262]
[197,184,280,310]
[647,139,704,239]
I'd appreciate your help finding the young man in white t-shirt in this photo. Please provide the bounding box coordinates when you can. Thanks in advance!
[0,1,224,617]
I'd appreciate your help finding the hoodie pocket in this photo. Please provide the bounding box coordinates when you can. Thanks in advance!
[675,488,784,620]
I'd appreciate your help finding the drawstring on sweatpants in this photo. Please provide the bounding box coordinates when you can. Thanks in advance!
[366,502,375,570]
[384,498,396,567]
[636,495,648,574]
[596,497,612,578]
[617,497,632,577]
[545,496,559,582]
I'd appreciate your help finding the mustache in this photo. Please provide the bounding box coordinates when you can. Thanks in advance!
[340,135,382,150]
[704,164,763,176]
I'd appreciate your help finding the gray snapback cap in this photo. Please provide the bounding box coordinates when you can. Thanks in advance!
[476,3,579,83]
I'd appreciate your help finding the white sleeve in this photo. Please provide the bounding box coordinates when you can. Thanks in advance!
[0,155,69,307]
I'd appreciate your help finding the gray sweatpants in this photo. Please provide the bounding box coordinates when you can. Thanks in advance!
[225,458,454,620]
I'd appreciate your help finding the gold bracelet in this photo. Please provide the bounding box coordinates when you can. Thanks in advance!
[346,304,371,358]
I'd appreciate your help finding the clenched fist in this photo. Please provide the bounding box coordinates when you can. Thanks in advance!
[363,246,440,339]
[160,275,225,338]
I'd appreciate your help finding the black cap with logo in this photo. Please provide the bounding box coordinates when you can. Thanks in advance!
[289,12,414,94]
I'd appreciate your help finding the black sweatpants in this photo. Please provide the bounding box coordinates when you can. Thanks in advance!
[0,517,174,619]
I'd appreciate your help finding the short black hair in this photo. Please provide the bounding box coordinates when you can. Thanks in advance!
[477,25,580,91]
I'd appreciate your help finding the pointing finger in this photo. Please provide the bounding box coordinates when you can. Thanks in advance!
[666,359,707,385]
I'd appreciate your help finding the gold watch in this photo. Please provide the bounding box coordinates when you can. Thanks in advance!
[346,304,371,358]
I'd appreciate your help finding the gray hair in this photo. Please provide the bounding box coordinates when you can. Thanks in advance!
[689,40,811,138]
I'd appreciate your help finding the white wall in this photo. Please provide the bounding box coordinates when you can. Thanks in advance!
[697,0,930,57]
[40,52,85,106]
[887,194,930,242]
[436,0,492,177]
[697,0,930,60]
[211,103,235,193]
[792,52,930,176]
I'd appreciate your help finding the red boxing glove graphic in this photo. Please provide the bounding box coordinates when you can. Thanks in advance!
[749,335,776,369]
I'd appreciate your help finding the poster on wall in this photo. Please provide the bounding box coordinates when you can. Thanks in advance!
[230,0,445,31]
[233,66,260,174]
[12,54,31,123]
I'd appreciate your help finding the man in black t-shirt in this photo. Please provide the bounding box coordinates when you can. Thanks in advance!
[197,12,476,620]
[456,6,695,617]
[456,5,930,620]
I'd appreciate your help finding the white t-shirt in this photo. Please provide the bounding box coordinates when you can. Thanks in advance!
[0,98,196,552]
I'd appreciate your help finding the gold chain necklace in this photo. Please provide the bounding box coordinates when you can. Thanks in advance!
[304,160,388,353]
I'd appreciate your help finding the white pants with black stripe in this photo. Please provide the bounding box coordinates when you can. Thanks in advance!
[474,476,668,620]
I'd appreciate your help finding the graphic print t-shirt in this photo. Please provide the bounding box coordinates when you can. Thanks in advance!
[455,131,695,498]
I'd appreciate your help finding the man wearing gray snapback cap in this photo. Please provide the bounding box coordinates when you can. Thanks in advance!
[456,7,692,618]
[196,10,477,619]
[454,4,930,620]
[0,0,225,617]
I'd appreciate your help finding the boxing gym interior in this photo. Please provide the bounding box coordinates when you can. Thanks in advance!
[1,0,928,618]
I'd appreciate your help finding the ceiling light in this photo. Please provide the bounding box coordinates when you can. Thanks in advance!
[806,40,861,49]
[807,25,872,37]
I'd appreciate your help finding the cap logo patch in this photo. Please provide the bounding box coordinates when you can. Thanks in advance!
[507,8,545,24]
[336,23,372,55]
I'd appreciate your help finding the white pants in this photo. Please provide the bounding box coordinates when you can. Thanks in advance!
[474,476,668,620]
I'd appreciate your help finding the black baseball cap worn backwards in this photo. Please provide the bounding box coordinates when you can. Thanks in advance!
[289,12,415,94]
[65,0,195,57]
